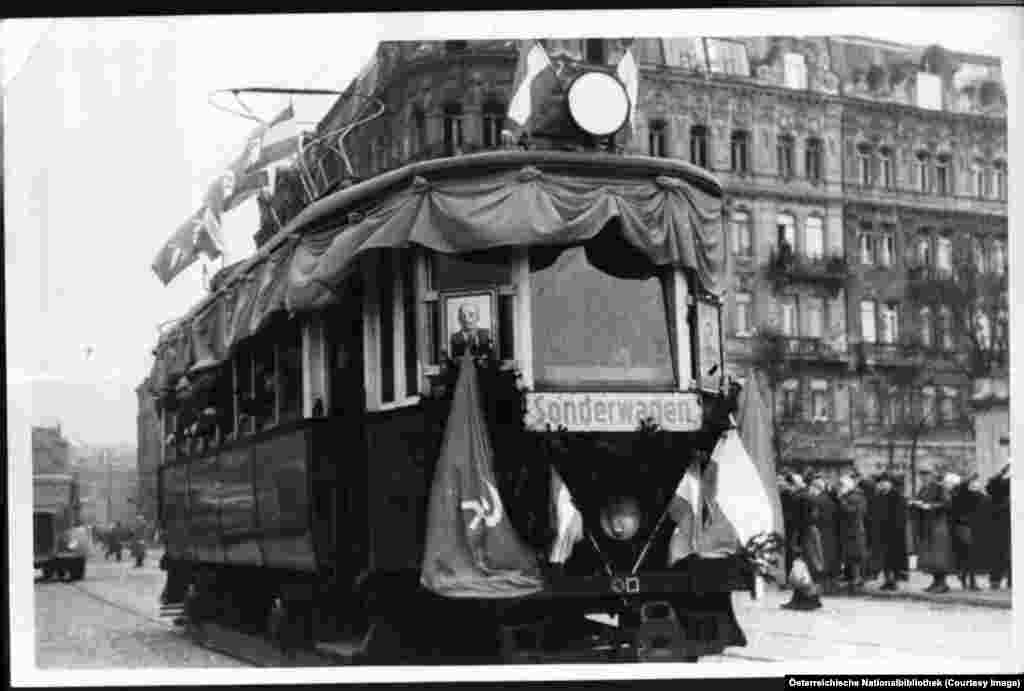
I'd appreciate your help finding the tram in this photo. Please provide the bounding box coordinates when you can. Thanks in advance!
[151,49,759,664]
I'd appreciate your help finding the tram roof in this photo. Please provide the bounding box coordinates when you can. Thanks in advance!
[151,150,726,386]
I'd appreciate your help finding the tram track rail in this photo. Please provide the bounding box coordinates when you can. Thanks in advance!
[58,579,774,667]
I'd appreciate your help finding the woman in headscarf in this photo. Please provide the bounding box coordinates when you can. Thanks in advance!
[911,471,957,594]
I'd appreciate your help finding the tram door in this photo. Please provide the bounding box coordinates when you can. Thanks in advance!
[324,284,369,582]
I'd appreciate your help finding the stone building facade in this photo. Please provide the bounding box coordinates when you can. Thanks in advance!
[252,36,1007,489]
[32,425,70,475]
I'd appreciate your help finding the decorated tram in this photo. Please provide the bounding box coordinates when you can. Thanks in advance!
[150,40,781,664]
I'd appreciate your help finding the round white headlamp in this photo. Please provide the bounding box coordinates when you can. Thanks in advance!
[567,71,630,137]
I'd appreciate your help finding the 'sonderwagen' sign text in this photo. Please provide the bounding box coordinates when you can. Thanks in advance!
[524,392,702,432]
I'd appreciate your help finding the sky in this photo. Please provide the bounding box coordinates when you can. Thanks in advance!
[3,8,1021,449]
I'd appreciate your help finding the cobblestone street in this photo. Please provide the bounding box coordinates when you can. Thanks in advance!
[32,550,1016,672]
[34,551,243,669]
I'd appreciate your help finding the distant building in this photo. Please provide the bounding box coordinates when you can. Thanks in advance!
[32,425,70,475]
[136,382,161,524]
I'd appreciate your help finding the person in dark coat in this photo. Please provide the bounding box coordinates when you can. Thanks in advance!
[809,476,840,595]
[837,474,868,593]
[778,475,796,585]
[911,472,957,593]
[874,474,908,590]
[861,475,882,582]
[986,465,1011,589]
[951,475,988,590]
[892,475,911,581]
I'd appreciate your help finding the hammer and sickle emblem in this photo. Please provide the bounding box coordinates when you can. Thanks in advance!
[460,480,503,531]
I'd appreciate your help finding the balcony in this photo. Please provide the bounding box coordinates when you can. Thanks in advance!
[855,342,924,370]
[765,247,850,295]
[780,337,849,365]
[906,265,954,284]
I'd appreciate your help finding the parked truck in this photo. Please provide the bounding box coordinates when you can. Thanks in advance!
[34,473,87,581]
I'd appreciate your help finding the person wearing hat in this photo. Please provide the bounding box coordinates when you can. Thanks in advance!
[874,474,908,590]
[910,471,956,593]
[809,475,840,595]
[837,473,868,593]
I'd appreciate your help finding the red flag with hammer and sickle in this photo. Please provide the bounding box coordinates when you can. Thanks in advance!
[421,354,544,598]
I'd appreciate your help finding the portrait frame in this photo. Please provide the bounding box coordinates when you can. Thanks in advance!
[442,289,498,360]
[696,295,724,392]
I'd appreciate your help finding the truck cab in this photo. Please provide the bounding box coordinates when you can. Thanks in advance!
[33,474,87,581]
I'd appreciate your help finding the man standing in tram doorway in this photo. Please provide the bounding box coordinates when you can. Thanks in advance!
[450,303,493,358]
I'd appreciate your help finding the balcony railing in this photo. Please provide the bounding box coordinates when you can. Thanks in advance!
[906,265,954,283]
[780,337,848,362]
[766,247,850,295]
[856,342,924,368]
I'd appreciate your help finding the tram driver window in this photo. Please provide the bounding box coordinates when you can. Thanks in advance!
[530,246,675,391]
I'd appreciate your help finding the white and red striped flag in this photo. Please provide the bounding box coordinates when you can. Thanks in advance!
[667,461,705,565]
[615,44,640,140]
[507,40,558,132]
[246,103,301,174]
[549,466,584,564]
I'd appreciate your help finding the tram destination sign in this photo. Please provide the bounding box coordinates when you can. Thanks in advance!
[524,392,702,432]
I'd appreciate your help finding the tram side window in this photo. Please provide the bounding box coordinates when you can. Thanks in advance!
[278,320,303,424]
[235,347,255,435]
[253,338,277,431]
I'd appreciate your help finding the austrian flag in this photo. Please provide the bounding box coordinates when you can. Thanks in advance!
[507,40,558,131]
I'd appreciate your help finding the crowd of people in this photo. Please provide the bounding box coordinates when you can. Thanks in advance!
[777,464,1012,611]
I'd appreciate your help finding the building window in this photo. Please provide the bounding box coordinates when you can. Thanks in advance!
[649,120,668,157]
[805,137,823,182]
[916,72,942,110]
[921,386,937,424]
[935,155,952,196]
[914,152,931,194]
[864,382,881,425]
[972,237,987,273]
[730,130,750,173]
[857,143,873,187]
[938,307,954,350]
[940,387,958,424]
[443,103,464,156]
[783,52,808,90]
[878,228,894,267]
[734,292,753,337]
[810,379,830,421]
[859,224,876,265]
[919,307,933,348]
[481,101,505,148]
[860,299,877,343]
[779,296,799,337]
[977,312,993,350]
[781,379,800,419]
[804,216,824,260]
[777,134,795,178]
[730,210,752,257]
[706,38,750,76]
[585,39,606,65]
[935,235,952,273]
[804,296,825,340]
[993,160,1007,201]
[776,213,796,253]
[879,147,893,189]
[690,125,709,168]
[990,239,1006,275]
[915,235,932,267]
[885,387,903,426]
[880,303,899,344]
[972,160,986,198]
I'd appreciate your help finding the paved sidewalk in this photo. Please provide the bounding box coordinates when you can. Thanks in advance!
[774,570,1011,610]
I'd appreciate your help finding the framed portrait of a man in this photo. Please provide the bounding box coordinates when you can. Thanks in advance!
[443,291,496,359]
